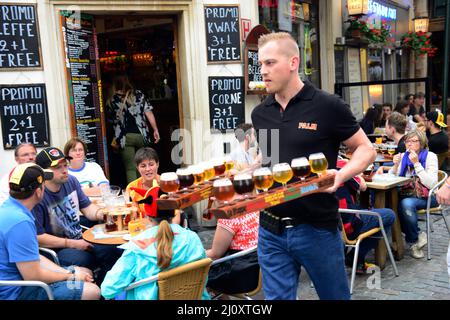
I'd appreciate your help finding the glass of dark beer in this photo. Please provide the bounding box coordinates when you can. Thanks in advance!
[176,168,194,190]
[212,158,226,177]
[291,157,311,181]
[160,172,180,195]
[232,173,255,197]
[213,178,235,203]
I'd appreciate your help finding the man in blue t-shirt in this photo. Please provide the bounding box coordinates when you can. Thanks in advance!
[32,147,122,284]
[0,163,100,300]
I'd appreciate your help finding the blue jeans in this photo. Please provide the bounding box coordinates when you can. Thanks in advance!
[398,196,438,244]
[56,244,123,283]
[258,223,350,300]
[17,280,84,300]
[347,208,395,265]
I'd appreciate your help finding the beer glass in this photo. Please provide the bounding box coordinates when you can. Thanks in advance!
[176,168,194,190]
[387,145,396,156]
[213,178,235,203]
[272,163,293,187]
[160,172,180,195]
[212,158,226,177]
[189,165,205,185]
[201,161,215,182]
[253,167,274,192]
[232,173,254,197]
[224,156,235,172]
[291,157,311,181]
[309,153,328,176]
[109,185,121,196]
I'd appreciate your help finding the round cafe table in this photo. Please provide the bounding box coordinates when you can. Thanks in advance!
[82,224,128,245]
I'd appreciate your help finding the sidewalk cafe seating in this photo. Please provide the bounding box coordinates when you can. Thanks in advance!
[416,170,448,260]
[339,209,399,295]
[209,246,261,300]
[0,248,60,300]
[124,258,212,300]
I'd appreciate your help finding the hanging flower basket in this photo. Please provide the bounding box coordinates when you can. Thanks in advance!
[345,17,394,46]
[400,31,438,58]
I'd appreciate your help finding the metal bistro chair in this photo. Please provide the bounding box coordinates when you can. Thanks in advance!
[339,208,399,295]
[0,248,60,300]
[417,170,448,260]
[209,246,262,300]
[125,258,212,300]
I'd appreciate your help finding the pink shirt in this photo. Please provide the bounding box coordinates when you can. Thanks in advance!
[217,211,259,250]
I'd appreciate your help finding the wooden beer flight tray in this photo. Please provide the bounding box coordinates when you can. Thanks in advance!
[156,175,229,210]
[208,172,336,219]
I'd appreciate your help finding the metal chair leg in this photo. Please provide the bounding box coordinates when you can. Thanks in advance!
[350,243,360,295]
[380,228,399,276]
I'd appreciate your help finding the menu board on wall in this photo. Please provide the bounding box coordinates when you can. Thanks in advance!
[346,47,364,121]
[209,77,245,132]
[60,12,107,173]
[204,5,241,63]
[0,84,50,149]
[0,4,42,69]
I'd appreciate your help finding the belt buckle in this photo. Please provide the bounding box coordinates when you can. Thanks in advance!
[281,217,294,229]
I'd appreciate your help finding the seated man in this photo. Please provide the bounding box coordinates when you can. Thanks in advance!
[0,163,100,300]
[32,147,122,284]
[425,111,448,167]
[336,159,395,274]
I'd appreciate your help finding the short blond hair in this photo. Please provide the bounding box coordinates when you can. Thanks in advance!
[404,129,428,150]
[258,32,299,57]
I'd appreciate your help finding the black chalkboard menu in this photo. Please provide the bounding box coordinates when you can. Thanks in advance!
[246,48,262,83]
[204,5,241,63]
[334,45,346,84]
[60,12,108,173]
[0,4,41,69]
[0,84,49,149]
[209,77,245,132]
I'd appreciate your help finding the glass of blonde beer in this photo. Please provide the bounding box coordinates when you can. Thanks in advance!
[291,157,311,181]
[213,178,235,203]
[273,163,293,187]
[224,156,235,172]
[309,153,328,176]
[212,158,226,177]
[160,172,180,195]
[189,165,205,185]
[232,173,254,197]
[253,167,274,192]
[201,161,215,182]
[176,168,194,190]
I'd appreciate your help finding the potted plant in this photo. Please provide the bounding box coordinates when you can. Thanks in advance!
[400,31,438,58]
[345,17,393,45]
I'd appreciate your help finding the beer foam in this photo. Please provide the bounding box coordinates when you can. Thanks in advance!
[176,168,191,176]
[291,157,309,167]
[234,173,252,180]
[212,158,225,166]
[161,172,178,181]
[200,161,214,170]
[213,178,232,187]
[309,153,325,160]
[253,168,271,176]
[273,163,291,172]
[189,165,203,175]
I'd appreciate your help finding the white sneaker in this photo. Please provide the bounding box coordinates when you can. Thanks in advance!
[417,231,428,250]
[410,243,425,259]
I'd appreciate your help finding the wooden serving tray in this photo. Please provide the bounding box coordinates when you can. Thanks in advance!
[156,174,231,210]
[208,172,336,219]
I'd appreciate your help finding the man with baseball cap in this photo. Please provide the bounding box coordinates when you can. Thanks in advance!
[425,111,448,159]
[32,147,122,284]
[0,163,100,300]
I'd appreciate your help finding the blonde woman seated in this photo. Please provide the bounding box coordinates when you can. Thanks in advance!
[100,192,210,300]
[206,205,259,295]
[389,129,438,259]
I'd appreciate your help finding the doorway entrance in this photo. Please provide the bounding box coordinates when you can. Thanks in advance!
[95,15,181,187]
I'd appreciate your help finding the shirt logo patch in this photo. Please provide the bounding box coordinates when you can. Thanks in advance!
[298,122,318,131]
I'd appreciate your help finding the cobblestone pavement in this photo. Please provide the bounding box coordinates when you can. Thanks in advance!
[194,209,450,300]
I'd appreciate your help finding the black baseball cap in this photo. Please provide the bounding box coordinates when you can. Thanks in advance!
[9,163,54,192]
[35,147,72,169]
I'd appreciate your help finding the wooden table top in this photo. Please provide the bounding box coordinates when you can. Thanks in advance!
[82,224,128,245]
[366,176,412,190]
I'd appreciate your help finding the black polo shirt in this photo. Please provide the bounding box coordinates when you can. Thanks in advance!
[251,81,359,230]
[428,130,449,154]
